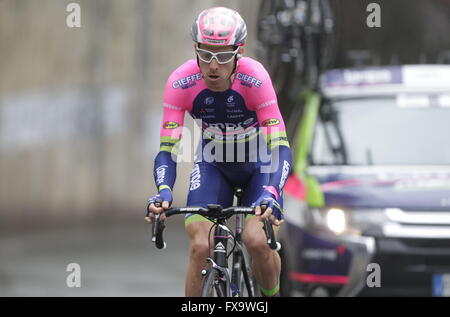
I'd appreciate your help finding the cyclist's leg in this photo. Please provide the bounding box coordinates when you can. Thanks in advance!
[185,221,216,297]
[185,161,234,297]
[241,169,283,297]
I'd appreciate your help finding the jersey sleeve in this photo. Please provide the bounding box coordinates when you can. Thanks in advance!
[160,71,188,154]
[153,68,189,192]
[246,60,293,199]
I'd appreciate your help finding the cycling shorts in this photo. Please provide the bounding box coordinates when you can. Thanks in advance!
[184,160,284,227]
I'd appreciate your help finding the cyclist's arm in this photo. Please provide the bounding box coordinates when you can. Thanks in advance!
[153,73,188,193]
[256,102,292,199]
[248,61,293,199]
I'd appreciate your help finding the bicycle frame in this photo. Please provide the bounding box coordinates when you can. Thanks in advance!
[203,219,232,297]
[203,189,257,297]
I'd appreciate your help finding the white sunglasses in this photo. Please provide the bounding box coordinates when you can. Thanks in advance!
[196,47,239,64]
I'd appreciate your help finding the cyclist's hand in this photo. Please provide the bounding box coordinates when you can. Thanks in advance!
[145,188,173,223]
[252,191,284,226]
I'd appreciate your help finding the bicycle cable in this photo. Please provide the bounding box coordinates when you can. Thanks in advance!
[207,221,218,257]
[205,217,237,260]
[226,228,236,260]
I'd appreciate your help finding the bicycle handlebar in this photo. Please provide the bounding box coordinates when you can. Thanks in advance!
[149,201,281,251]
[165,205,255,219]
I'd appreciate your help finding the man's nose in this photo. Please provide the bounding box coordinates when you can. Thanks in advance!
[209,57,220,71]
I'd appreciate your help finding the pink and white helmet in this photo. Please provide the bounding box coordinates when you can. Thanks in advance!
[191,7,247,47]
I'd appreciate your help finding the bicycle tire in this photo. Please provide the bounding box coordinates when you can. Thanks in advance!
[201,268,229,297]
[231,247,261,297]
[240,257,259,297]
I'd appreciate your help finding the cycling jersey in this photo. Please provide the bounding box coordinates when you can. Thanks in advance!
[153,57,292,217]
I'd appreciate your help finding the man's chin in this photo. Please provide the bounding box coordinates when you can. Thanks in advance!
[205,78,228,91]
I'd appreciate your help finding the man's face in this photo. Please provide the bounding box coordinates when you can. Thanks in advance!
[195,44,242,92]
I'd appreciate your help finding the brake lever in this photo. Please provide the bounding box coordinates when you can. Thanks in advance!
[260,200,281,251]
[151,199,167,249]
[150,199,162,241]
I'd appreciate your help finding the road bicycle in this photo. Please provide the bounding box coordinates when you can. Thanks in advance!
[256,0,337,139]
[257,0,336,91]
[150,188,281,297]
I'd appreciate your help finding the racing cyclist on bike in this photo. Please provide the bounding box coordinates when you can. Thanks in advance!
[146,7,292,297]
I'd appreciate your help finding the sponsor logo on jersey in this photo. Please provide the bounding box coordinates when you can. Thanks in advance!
[163,103,182,111]
[201,117,257,140]
[261,118,280,127]
[164,121,179,129]
[172,73,202,89]
[227,114,245,119]
[226,94,236,107]
[256,99,276,110]
[156,165,168,185]
[243,118,255,126]
[190,164,201,191]
[226,109,243,114]
[279,161,291,189]
[203,117,255,130]
[205,97,215,105]
[236,72,263,88]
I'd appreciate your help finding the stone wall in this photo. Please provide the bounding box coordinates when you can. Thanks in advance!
[0,0,261,224]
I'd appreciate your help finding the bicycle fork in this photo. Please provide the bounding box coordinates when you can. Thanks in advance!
[202,222,233,296]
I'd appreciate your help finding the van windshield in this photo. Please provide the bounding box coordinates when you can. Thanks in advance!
[310,95,450,165]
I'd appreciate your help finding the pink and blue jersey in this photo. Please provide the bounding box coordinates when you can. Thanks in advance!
[154,57,292,208]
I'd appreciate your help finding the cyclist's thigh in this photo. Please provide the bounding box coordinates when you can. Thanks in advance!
[242,214,281,243]
[242,169,282,243]
[186,220,216,248]
[185,161,234,228]
[241,167,284,216]
[241,168,269,207]
[242,167,283,220]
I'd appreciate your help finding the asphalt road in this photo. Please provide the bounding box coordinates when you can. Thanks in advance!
[0,218,190,297]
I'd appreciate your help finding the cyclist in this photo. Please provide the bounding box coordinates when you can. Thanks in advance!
[146,7,292,297]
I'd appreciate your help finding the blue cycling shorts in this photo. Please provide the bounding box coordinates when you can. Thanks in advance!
[184,161,283,227]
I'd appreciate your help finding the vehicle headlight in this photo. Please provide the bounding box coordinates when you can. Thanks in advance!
[309,208,389,237]
[326,208,347,234]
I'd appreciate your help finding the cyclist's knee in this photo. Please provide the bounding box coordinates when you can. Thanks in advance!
[243,221,271,257]
[244,235,270,258]
[187,222,213,261]
[189,236,210,259]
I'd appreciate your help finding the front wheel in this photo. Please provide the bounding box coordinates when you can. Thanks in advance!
[201,269,229,297]
[239,257,260,297]
[279,244,293,297]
